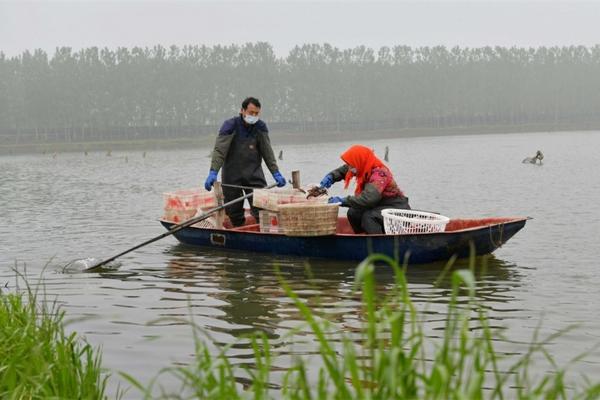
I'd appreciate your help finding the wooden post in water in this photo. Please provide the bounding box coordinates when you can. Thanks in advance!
[213,182,225,229]
[291,170,301,189]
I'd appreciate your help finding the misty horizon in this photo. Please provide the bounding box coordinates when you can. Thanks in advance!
[1,1,599,58]
[2,41,600,152]
[2,1,600,154]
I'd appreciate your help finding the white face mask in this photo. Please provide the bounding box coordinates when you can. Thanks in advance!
[243,114,259,125]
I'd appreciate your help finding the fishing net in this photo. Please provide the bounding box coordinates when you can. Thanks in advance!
[306,185,328,199]
[191,215,218,229]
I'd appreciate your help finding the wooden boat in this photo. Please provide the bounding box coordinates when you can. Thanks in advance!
[159,215,528,264]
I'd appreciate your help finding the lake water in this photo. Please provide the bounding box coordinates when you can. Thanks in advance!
[1,130,599,396]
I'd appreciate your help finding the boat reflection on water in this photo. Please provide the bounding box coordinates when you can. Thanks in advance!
[90,243,525,388]
[141,244,524,339]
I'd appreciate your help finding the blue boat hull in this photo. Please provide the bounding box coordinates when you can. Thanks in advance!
[160,217,528,264]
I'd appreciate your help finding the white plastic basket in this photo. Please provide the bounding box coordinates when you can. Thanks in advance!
[382,209,449,235]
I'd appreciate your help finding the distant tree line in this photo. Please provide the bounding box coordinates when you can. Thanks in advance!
[1,42,600,144]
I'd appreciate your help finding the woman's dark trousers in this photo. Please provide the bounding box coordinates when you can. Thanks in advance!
[347,197,410,234]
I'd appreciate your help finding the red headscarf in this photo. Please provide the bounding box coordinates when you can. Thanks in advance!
[340,145,385,195]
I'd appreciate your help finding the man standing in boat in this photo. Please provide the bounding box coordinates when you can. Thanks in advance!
[204,97,287,227]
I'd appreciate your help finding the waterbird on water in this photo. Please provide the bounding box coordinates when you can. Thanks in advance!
[384,146,389,162]
[522,150,544,165]
[278,150,283,160]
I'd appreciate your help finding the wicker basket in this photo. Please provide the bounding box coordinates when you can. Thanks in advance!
[278,203,339,236]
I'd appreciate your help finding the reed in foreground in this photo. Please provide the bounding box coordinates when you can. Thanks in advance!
[125,254,600,399]
[0,284,110,399]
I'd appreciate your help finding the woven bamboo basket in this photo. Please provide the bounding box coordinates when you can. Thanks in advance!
[277,203,339,236]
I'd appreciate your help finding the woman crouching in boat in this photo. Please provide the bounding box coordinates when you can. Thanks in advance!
[319,144,411,234]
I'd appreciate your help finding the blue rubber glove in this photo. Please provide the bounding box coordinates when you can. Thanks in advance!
[328,196,345,205]
[204,170,218,191]
[272,171,286,187]
[320,174,334,189]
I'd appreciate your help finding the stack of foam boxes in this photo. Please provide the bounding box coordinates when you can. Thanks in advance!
[163,189,217,224]
[259,210,281,233]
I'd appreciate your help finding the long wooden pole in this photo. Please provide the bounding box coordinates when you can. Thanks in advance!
[84,183,277,272]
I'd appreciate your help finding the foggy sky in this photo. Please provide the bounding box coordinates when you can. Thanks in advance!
[1,0,599,57]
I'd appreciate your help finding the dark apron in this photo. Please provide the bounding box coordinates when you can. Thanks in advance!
[221,117,267,226]
[221,117,267,187]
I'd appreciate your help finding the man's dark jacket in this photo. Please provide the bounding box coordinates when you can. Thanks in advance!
[210,116,279,185]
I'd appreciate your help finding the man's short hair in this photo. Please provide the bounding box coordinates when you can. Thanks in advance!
[242,97,261,110]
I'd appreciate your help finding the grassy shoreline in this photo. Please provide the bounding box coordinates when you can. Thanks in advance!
[1,122,599,156]
[0,284,111,398]
[3,255,599,399]
[125,255,600,399]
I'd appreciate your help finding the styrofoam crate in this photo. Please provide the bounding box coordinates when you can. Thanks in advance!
[259,210,280,233]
